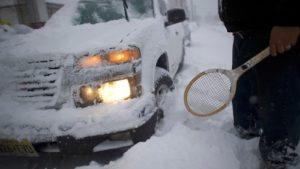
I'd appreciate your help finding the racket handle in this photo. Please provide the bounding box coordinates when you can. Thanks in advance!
[234,47,270,75]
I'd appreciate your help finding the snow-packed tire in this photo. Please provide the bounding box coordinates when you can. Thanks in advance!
[154,67,174,129]
[154,67,174,113]
[131,68,174,143]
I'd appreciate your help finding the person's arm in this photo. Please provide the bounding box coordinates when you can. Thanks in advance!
[269,0,300,56]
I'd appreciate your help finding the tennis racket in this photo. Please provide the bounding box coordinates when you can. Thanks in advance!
[184,47,270,117]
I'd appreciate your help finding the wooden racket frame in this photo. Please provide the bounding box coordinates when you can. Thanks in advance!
[184,47,270,117]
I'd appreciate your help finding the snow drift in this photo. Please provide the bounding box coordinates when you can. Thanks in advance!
[77,124,241,169]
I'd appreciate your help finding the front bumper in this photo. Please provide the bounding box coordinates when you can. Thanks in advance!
[34,107,159,155]
[0,92,156,153]
[0,108,159,169]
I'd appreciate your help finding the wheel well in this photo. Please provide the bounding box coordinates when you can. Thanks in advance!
[156,53,169,71]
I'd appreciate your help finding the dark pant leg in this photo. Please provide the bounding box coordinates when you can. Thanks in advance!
[258,47,300,163]
[232,34,268,133]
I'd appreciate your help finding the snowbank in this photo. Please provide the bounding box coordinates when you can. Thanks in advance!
[78,124,240,169]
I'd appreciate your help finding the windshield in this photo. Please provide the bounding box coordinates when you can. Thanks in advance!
[74,0,154,25]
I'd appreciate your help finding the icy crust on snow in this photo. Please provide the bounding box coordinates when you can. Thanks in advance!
[78,124,241,169]
[0,93,155,142]
[0,18,157,59]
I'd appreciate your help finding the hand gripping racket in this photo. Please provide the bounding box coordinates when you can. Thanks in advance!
[184,47,270,117]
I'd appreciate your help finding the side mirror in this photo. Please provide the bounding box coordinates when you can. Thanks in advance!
[166,8,186,26]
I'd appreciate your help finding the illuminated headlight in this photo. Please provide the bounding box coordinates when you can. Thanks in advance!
[76,47,140,68]
[78,54,102,68]
[79,85,100,104]
[108,48,140,64]
[98,79,131,103]
[74,76,142,107]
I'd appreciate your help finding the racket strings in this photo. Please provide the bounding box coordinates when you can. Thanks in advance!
[187,72,232,115]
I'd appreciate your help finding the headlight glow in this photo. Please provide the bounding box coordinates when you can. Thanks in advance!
[97,79,131,103]
[78,54,102,68]
[80,86,97,102]
[108,49,140,64]
[74,75,141,107]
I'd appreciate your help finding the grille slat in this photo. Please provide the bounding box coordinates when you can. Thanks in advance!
[15,96,54,103]
[16,73,58,83]
[17,88,57,97]
[17,81,57,90]
[15,69,58,78]
[17,60,61,71]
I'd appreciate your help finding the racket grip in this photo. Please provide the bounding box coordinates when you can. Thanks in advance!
[234,47,270,75]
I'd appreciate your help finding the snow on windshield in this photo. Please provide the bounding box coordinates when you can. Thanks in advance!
[74,0,154,25]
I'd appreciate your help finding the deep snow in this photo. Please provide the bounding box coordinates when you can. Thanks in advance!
[76,23,300,169]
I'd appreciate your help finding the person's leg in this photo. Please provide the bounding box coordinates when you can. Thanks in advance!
[232,34,267,139]
[257,47,300,168]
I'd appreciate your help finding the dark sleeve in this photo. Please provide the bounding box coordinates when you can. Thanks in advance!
[274,0,300,26]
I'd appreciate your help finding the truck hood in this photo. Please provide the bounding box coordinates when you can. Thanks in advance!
[0,18,156,59]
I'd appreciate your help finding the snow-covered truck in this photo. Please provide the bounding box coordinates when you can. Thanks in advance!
[0,0,186,156]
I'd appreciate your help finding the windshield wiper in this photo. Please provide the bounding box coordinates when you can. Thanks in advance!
[122,0,129,21]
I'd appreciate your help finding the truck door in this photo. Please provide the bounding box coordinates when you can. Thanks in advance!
[165,20,185,76]
[158,0,185,76]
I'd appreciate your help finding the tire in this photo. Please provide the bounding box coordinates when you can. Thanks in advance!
[154,67,174,119]
[131,68,174,143]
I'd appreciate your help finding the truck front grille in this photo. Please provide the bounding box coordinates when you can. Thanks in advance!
[14,57,63,108]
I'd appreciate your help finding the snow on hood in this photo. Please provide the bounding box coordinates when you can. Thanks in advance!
[0,18,156,60]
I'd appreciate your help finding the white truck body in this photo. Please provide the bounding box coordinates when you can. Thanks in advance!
[0,0,186,152]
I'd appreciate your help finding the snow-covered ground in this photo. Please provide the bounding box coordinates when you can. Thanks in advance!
[76,23,300,169]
